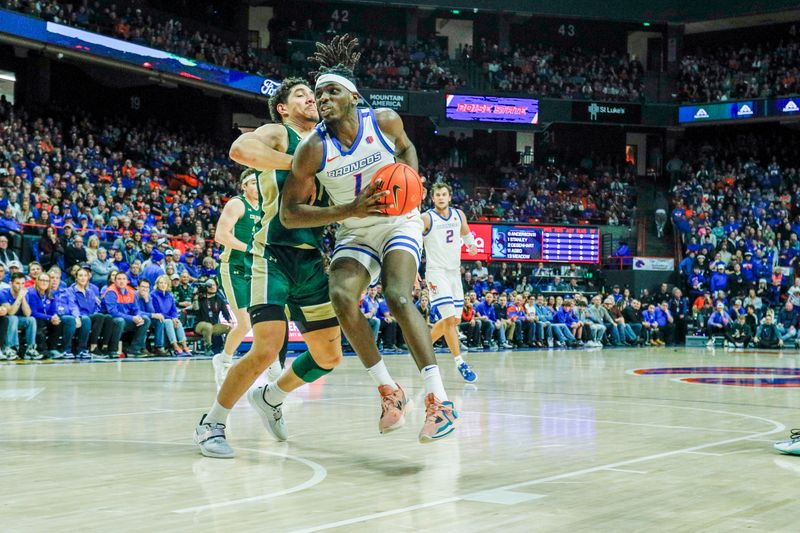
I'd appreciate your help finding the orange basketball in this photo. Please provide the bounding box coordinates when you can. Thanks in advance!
[369,163,424,216]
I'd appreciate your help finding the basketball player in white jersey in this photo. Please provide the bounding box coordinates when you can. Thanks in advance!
[280,35,457,443]
[422,182,478,382]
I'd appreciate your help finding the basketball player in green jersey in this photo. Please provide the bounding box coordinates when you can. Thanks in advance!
[212,168,267,389]
[194,78,342,459]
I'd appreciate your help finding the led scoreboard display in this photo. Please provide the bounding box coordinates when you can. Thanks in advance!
[476,224,599,264]
[539,225,600,263]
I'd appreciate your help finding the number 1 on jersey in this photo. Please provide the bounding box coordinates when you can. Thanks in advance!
[354,173,363,196]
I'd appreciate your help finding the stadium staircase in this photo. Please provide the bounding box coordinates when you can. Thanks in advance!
[635,182,673,257]
[642,71,677,103]
[456,60,490,92]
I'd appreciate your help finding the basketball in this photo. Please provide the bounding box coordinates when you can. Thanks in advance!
[370,163,424,216]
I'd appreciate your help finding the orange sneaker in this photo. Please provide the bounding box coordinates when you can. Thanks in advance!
[418,393,458,443]
[378,383,408,434]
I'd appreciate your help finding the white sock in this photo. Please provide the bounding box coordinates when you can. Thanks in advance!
[453,355,465,366]
[264,381,289,406]
[221,351,233,363]
[367,359,394,387]
[421,364,448,401]
[205,400,231,425]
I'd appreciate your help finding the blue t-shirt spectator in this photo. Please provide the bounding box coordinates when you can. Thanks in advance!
[474,299,497,322]
[654,307,672,327]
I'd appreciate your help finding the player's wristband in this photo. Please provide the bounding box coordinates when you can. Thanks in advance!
[462,232,476,247]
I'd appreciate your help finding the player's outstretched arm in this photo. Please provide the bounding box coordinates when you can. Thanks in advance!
[456,208,478,255]
[280,135,392,229]
[214,197,247,252]
[229,124,292,171]
[375,108,418,171]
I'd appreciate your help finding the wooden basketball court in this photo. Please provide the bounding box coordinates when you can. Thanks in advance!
[4,347,799,531]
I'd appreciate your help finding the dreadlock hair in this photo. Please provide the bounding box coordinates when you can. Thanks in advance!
[268,77,310,123]
[308,34,361,83]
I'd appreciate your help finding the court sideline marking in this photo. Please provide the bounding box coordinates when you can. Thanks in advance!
[0,437,328,513]
[286,404,786,533]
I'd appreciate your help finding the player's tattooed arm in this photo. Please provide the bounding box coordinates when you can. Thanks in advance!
[280,134,390,228]
[375,108,418,172]
[229,124,292,171]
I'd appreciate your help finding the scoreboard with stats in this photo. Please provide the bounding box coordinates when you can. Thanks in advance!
[539,225,600,263]
[461,223,600,264]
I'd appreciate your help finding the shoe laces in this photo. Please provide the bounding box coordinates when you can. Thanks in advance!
[790,428,800,441]
[380,386,402,413]
[424,394,446,421]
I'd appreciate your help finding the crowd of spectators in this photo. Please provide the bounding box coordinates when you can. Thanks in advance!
[0,96,243,359]
[360,260,689,354]
[0,90,641,358]
[0,260,232,360]
[677,36,800,103]
[15,0,800,107]
[2,0,461,92]
[414,156,636,226]
[351,36,463,92]
[463,40,644,102]
[1,0,281,79]
[670,127,800,347]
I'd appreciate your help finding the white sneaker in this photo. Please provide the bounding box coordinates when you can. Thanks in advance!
[248,385,288,441]
[193,414,235,459]
[211,353,233,389]
[266,359,282,383]
[775,429,800,455]
[706,338,716,348]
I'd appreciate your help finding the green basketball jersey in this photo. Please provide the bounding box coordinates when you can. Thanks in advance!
[252,124,327,252]
[219,195,260,265]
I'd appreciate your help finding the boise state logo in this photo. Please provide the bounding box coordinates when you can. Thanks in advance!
[630,366,800,387]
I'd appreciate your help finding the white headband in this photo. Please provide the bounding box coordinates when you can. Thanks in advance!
[315,73,358,94]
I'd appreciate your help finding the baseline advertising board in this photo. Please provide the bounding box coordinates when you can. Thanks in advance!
[460,223,599,264]
[445,94,539,124]
[0,9,278,97]
[218,307,307,350]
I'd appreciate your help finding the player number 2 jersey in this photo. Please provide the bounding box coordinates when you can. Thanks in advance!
[314,108,418,230]
[423,207,463,271]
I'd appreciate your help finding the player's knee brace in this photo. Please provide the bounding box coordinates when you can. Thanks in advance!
[291,350,334,383]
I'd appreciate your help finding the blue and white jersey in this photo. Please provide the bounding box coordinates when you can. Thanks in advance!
[423,207,463,271]
[315,108,418,230]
